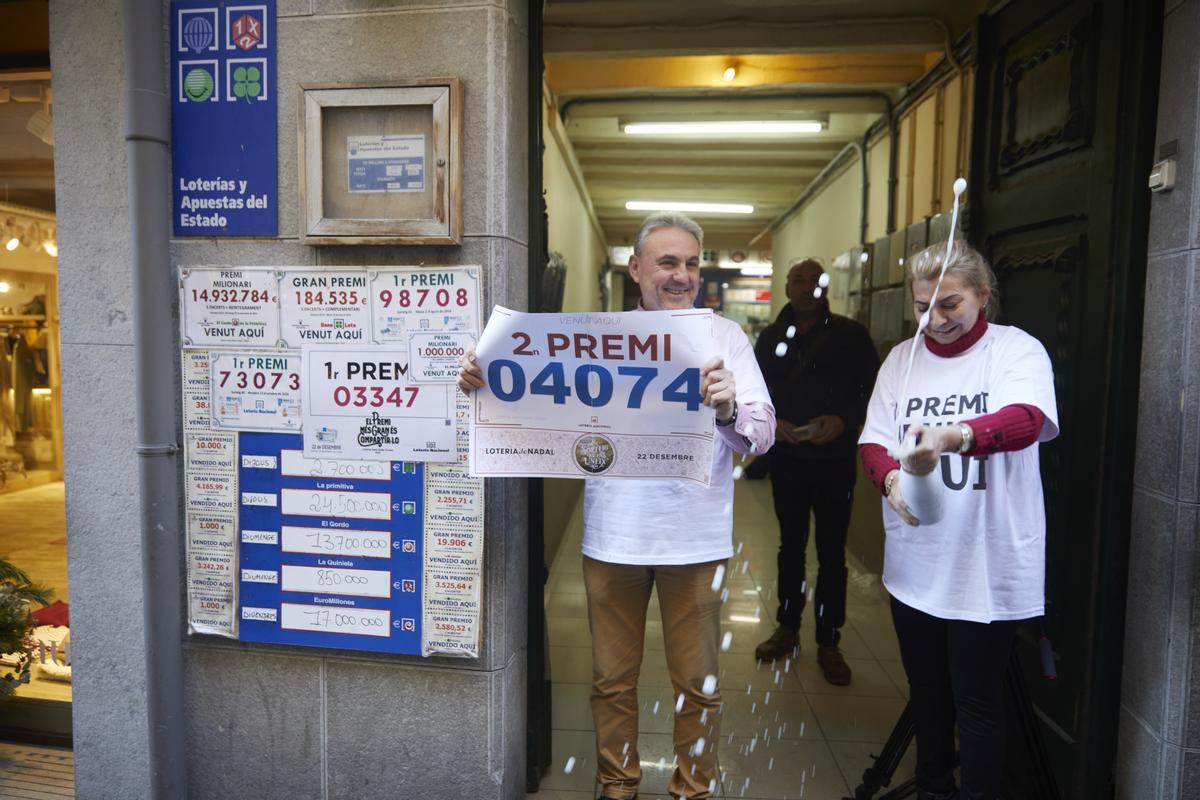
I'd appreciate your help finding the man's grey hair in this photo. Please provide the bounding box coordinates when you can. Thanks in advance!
[633,213,704,255]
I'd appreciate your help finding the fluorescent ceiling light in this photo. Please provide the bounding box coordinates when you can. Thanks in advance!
[626,200,753,214]
[624,121,823,136]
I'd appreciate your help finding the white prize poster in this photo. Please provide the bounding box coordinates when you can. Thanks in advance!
[278,269,371,348]
[178,264,485,654]
[369,267,480,344]
[180,267,280,348]
[469,306,717,484]
[209,351,302,431]
[300,347,456,462]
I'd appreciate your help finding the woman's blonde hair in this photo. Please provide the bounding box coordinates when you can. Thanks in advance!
[907,240,1000,319]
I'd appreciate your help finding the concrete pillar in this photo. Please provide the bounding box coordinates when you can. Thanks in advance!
[1115,0,1200,796]
[51,1,530,797]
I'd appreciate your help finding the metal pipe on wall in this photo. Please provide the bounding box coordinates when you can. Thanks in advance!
[121,1,187,797]
[748,140,864,248]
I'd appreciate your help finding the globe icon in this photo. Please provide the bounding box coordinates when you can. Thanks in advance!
[184,68,214,102]
[183,16,214,53]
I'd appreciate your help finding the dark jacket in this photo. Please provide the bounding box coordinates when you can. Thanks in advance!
[754,302,880,461]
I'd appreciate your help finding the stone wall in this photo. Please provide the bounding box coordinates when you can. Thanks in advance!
[1116,0,1200,797]
[50,1,530,797]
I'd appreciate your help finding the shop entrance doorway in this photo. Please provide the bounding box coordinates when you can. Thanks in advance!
[0,59,72,744]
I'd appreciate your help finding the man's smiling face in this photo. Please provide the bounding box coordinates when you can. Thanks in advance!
[628,226,701,311]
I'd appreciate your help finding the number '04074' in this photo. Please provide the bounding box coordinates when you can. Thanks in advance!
[486,361,700,410]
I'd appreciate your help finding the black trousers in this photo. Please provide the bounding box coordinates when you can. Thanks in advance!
[768,455,855,646]
[890,596,1021,800]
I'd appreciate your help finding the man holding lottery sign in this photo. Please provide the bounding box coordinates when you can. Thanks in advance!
[458,214,774,800]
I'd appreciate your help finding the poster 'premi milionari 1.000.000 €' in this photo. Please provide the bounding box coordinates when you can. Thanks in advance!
[178,266,483,658]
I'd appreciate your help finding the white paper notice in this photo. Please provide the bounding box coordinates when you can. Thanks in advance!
[209,351,302,432]
[347,134,425,194]
[409,331,476,383]
[469,306,716,483]
[300,346,455,461]
[278,269,371,348]
[180,267,280,348]
[369,267,480,345]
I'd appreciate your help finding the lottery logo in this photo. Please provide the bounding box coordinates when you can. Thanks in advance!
[401,617,416,632]
[182,65,216,102]
[231,14,262,50]
[402,580,416,593]
[401,539,417,553]
[573,434,616,475]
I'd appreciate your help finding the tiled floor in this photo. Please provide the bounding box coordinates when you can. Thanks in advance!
[530,473,915,800]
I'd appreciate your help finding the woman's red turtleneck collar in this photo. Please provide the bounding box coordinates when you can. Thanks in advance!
[923,311,987,357]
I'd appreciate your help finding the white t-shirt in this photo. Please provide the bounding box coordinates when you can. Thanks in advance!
[582,314,774,566]
[859,324,1059,622]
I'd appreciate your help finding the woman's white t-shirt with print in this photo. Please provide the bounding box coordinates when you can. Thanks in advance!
[859,324,1058,623]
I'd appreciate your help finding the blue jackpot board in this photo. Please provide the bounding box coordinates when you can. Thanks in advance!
[237,433,425,654]
[171,1,277,236]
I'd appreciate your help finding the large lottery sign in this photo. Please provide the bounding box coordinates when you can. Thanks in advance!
[469,307,716,484]
[301,347,456,462]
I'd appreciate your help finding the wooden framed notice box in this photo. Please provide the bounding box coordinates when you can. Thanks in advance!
[298,79,463,245]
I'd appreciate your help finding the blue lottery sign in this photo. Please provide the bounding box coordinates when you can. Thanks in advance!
[171,1,277,236]
[236,432,425,655]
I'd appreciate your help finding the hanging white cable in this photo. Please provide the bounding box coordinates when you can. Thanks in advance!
[891,177,967,524]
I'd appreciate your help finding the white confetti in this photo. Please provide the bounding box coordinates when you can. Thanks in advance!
[658,757,666,770]
[721,588,730,603]
[700,709,708,725]
[774,341,788,357]
[732,465,745,480]
[653,700,660,715]
[813,287,823,298]
[676,693,685,713]
[740,560,748,574]
[721,632,733,651]
[709,779,718,794]
[563,756,576,774]
[784,658,790,672]
[765,691,771,705]
[622,742,630,755]
[799,721,806,736]
[702,674,718,695]
[818,272,830,288]
[711,564,726,592]
[769,757,775,770]
[737,542,744,555]
[785,324,797,339]
[693,736,706,756]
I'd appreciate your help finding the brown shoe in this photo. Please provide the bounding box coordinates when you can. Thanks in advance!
[817,645,852,686]
[754,625,799,661]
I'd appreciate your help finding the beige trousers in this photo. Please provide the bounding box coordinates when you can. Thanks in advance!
[582,555,726,799]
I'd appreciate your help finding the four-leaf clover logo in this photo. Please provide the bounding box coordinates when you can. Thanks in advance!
[233,66,261,101]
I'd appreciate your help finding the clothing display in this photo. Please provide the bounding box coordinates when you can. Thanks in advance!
[11,335,36,433]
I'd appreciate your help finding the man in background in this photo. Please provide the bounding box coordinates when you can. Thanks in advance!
[752,258,879,685]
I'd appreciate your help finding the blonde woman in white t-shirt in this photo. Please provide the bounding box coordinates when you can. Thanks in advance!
[858,242,1059,800]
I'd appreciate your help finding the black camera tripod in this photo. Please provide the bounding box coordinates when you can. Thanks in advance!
[844,648,1061,800]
